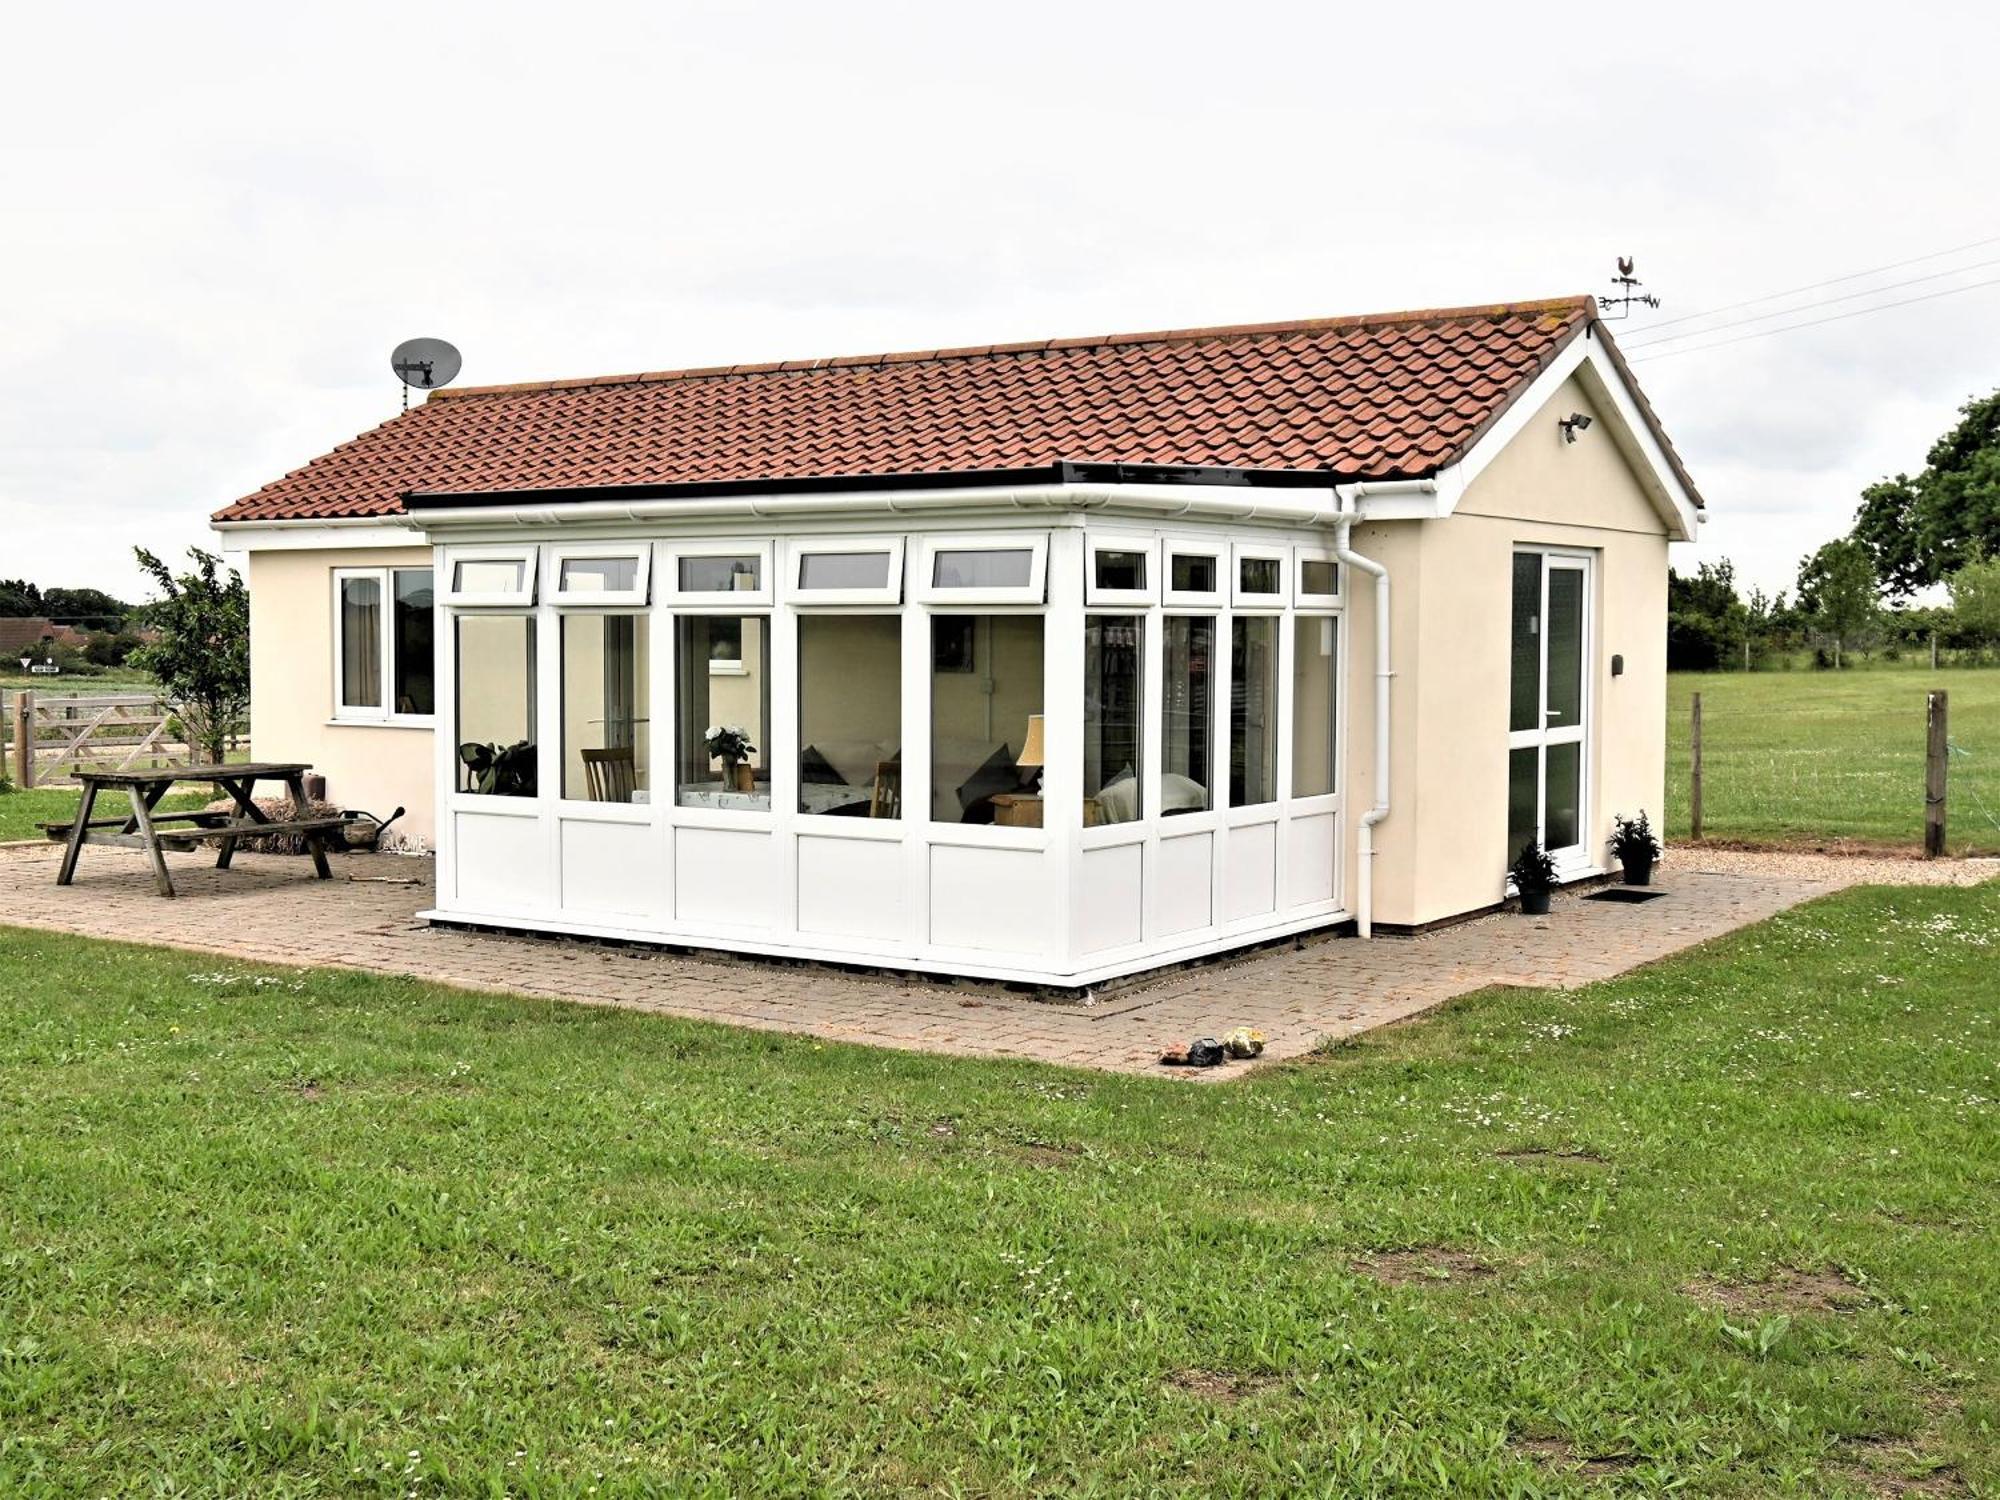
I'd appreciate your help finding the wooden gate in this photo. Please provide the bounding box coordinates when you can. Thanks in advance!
[4,691,243,787]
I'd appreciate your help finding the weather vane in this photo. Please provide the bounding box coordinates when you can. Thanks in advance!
[1598,256,1662,319]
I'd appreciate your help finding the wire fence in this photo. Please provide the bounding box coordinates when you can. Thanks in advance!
[1666,674,2000,856]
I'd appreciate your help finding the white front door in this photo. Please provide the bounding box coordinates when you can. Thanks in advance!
[1507,549,1592,873]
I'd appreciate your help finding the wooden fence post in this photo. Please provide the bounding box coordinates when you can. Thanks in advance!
[1925,690,1949,859]
[10,690,31,789]
[1690,691,1703,842]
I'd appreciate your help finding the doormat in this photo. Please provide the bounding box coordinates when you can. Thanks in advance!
[1585,888,1667,903]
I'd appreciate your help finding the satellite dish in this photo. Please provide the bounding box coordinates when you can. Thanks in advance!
[390,337,462,392]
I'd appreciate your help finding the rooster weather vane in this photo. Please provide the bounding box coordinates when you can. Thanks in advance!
[1598,256,1662,319]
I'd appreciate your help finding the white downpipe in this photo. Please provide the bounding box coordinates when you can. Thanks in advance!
[1332,486,1394,939]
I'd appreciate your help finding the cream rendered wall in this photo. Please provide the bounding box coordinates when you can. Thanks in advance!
[246,548,436,846]
[1364,376,1670,927]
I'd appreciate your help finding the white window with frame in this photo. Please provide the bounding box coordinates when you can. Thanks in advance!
[1231,543,1287,609]
[662,541,773,606]
[1162,542,1224,607]
[334,566,436,721]
[1085,535,1157,607]
[440,546,538,607]
[788,537,905,605]
[1294,546,1342,606]
[549,544,650,607]
[915,534,1048,606]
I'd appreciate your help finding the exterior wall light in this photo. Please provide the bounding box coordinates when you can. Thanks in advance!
[1559,412,1593,444]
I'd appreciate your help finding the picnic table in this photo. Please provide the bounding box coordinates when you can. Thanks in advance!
[49,762,346,898]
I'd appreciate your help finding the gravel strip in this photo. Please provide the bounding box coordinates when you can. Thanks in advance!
[1669,845,1999,888]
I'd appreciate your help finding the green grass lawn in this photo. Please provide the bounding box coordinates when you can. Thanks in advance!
[0,785,211,844]
[1,884,1995,1495]
[1668,664,2000,854]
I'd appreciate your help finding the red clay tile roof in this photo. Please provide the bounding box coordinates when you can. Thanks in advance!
[214,296,1696,523]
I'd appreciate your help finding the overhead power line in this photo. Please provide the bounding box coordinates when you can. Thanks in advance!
[1622,254,2000,349]
[1624,274,2000,363]
[1626,231,2000,337]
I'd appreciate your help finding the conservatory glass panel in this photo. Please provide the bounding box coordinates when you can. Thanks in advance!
[1230,616,1278,805]
[1161,616,1213,814]
[932,548,1033,589]
[798,614,901,817]
[931,615,1043,823]
[1083,616,1143,824]
[798,550,892,591]
[559,556,639,595]
[456,614,536,796]
[1291,615,1338,798]
[678,555,762,593]
[676,616,769,809]
[561,614,649,802]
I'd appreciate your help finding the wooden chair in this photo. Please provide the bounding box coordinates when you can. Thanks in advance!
[581,746,639,803]
[869,760,901,819]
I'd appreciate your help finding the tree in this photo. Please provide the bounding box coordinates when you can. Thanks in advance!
[1795,538,1878,668]
[1948,552,2000,651]
[128,547,249,764]
[0,578,43,617]
[41,586,131,631]
[1667,560,1749,670]
[1852,389,2000,595]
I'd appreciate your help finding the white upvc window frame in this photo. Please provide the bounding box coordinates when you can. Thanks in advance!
[788,536,906,606]
[662,539,774,606]
[548,543,651,607]
[1085,533,1158,607]
[915,532,1049,606]
[440,545,539,608]
[332,564,437,724]
[1230,541,1288,610]
[1162,540,1226,607]
[1293,545,1343,606]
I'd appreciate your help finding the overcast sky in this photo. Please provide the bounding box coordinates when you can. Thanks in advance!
[4,1,1996,608]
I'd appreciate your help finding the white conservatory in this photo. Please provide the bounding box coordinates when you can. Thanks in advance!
[417,502,1353,987]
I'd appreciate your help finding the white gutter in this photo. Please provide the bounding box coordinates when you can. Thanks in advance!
[1331,485,1395,939]
[400,480,1441,532]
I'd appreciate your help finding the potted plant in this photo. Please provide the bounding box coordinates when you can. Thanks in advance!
[1608,810,1662,885]
[706,724,758,792]
[1508,840,1558,915]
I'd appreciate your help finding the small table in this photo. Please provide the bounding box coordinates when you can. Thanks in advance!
[51,762,346,898]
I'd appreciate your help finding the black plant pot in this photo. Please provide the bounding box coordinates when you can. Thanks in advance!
[1519,889,1552,915]
[1621,854,1654,886]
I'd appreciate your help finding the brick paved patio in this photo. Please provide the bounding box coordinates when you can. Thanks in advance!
[0,839,1910,1076]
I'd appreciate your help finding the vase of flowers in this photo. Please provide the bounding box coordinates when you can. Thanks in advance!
[1608,810,1662,885]
[705,724,757,792]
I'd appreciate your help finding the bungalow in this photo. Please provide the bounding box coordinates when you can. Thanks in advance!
[211,296,1702,986]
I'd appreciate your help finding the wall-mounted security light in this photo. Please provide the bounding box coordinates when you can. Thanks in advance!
[1559,412,1593,444]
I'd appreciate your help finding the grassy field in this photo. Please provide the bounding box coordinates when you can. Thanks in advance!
[1,884,1994,1495]
[1668,664,2000,854]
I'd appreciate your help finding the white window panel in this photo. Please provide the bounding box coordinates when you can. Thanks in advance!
[550,544,651,606]
[1162,541,1225,607]
[1085,534,1158,607]
[915,534,1048,605]
[661,540,773,606]
[788,536,906,605]
[1230,543,1287,609]
[1294,546,1342,605]
[333,565,437,722]
[441,546,538,607]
